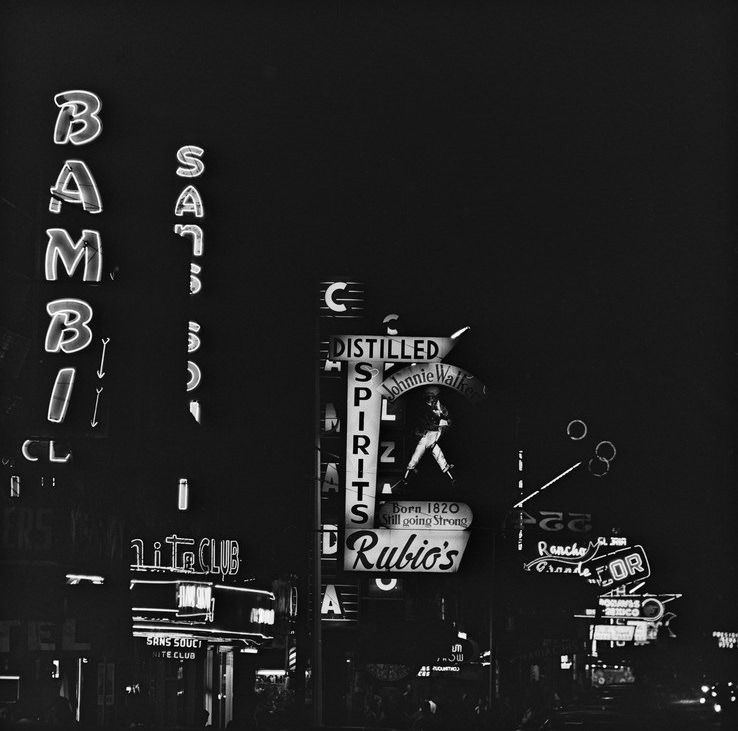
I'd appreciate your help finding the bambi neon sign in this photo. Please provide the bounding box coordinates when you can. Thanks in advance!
[45,90,105,424]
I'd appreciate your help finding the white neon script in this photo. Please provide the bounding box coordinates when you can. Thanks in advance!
[130,535,240,579]
[53,90,103,146]
[44,90,105,425]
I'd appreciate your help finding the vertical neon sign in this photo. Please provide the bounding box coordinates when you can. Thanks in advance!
[46,90,104,424]
[174,145,205,424]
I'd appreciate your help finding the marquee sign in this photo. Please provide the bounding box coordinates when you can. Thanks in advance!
[131,580,275,649]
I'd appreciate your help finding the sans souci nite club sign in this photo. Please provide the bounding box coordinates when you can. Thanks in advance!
[328,333,486,574]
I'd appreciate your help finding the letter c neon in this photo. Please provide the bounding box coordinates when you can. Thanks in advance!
[22,440,40,462]
[325,282,347,312]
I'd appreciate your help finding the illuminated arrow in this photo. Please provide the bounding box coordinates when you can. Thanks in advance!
[513,462,582,508]
[97,337,110,378]
[90,387,103,427]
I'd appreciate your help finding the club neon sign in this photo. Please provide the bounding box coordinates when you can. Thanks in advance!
[131,535,241,579]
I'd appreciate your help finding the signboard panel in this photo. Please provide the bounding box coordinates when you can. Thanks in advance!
[377,501,473,530]
[592,624,635,642]
[329,335,455,363]
[598,595,665,622]
[344,529,469,573]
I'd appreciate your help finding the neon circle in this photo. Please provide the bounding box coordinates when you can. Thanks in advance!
[566,420,587,440]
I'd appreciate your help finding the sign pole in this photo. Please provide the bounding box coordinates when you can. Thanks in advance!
[313,317,323,726]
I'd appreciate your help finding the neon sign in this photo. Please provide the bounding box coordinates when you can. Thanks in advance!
[176,583,213,619]
[174,146,206,425]
[42,90,106,426]
[588,545,650,590]
[713,631,738,649]
[130,535,241,579]
[53,90,103,145]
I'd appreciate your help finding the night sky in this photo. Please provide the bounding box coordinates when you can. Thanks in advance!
[1,1,736,653]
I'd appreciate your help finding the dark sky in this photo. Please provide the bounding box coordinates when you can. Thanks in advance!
[1,1,736,641]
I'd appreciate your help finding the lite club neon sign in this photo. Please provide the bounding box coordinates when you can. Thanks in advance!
[131,535,241,579]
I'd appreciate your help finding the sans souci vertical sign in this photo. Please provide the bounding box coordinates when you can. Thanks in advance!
[173,145,206,424]
[328,334,486,573]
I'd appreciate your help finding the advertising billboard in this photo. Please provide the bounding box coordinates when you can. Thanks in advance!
[317,280,486,575]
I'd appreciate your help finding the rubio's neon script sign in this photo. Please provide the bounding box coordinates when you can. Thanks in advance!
[131,535,241,579]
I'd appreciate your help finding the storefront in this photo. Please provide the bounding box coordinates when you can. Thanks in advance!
[128,542,277,727]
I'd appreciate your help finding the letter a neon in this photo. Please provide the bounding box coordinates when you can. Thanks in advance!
[49,160,102,214]
[320,584,343,616]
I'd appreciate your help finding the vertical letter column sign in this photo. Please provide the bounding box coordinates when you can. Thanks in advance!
[174,146,205,424]
[47,91,103,425]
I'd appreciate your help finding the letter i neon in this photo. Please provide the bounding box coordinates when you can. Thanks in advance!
[178,479,189,511]
[47,367,76,423]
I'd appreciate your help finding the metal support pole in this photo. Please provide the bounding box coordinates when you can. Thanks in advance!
[313,319,323,726]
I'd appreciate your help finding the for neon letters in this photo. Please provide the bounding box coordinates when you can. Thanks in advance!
[54,90,102,146]
[175,185,204,218]
[174,224,203,256]
[49,160,102,214]
[48,367,76,423]
[45,229,102,282]
[176,146,205,178]
[45,299,93,354]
